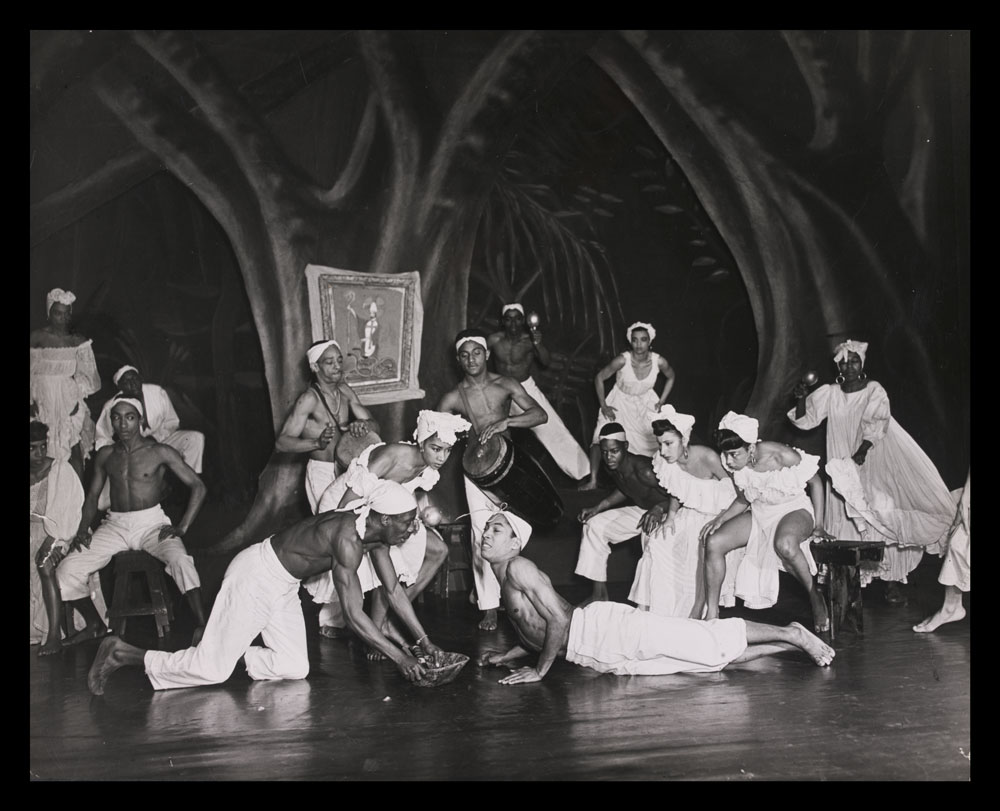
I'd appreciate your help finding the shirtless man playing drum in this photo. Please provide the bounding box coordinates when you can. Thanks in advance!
[276,339,380,514]
[437,328,549,631]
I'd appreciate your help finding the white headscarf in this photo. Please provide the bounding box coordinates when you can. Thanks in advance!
[342,480,417,538]
[486,509,533,550]
[718,411,758,444]
[649,404,695,443]
[413,410,472,445]
[833,339,869,368]
[626,321,656,344]
[110,396,145,420]
[113,365,140,387]
[455,335,488,353]
[598,423,628,443]
[307,340,342,366]
[46,288,76,316]
[502,303,525,316]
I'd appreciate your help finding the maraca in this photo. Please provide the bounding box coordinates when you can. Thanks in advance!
[802,371,819,387]
[526,311,541,332]
[421,506,443,527]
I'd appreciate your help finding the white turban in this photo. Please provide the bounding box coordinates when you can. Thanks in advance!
[486,509,533,550]
[113,365,140,387]
[502,303,524,316]
[455,335,488,353]
[833,339,869,368]
[649,404,695,443]
[626,321,656,344]
[342,479,418,538]
[110,396,145,420]
[307,340,342,366]
[46,288,76,315]
[413,410,471,445]
[598,423,628,443]
[718,411,758,444]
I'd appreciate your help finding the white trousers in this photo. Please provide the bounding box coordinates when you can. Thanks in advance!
[511,377,590,480]
[575,505,647,583]
[57,505,200,601]
[144,539,308,689]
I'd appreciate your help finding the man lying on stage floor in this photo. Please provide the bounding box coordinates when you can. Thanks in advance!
[87,481,447,695]
[477,510,835,685]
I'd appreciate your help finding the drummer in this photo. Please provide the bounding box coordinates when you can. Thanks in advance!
[275,339,379,514]
[437,328,549,631]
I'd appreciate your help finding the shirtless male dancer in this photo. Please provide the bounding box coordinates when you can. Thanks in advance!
[477,510,835,684]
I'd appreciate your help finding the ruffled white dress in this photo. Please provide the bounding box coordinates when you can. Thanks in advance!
[592,351,663,457]
[629,455,736,617]
[719,450,820,610]
[788,382,952,583]
[29,341,101,463]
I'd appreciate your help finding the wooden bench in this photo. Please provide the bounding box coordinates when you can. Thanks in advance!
[810,540,885,640]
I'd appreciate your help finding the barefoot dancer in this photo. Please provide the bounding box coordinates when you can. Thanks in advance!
[915,471,970,633]
[437,328,548,632]
[699,412,830,634]
[302,410,470,652]
[88,482,447,695]
[477,510,834,685]
[57,397,208,645]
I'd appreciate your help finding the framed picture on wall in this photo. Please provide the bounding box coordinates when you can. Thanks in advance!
[305,264,425,405]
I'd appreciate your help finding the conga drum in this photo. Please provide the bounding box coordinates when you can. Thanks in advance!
[335,429,383,471]
[462,431,564,530]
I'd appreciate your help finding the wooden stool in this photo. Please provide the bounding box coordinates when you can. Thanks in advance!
[431,522,473,600]
[810,540,885,640]
[107,550,174,639]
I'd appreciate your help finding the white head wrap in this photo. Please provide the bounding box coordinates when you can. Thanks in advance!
[833,339,869,368]
[502,303,525,316]
[113,365,140,387]
[485,509,533,550]
[342,479,418,538]
[718,411,758,444]
[413,410,472,445]
[307,340,342,366]
[626,321,656,344]
[649,404,695,443]
[111,396,145,420]
[455,335,489,353]
[598,423,628,443]
[46,288,76,316]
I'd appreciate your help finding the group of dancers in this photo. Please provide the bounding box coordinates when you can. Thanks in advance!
[30,287,969,695]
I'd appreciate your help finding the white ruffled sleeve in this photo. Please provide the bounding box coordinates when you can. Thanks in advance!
[74,340,101,397]
[343,457,382,499]
[787,384,832,430]
[38,460,84,545]
[860,383,891,445]
[792,449,821,487]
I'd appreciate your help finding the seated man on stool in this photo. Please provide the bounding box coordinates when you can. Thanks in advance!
[56,396,208,646]
[95,364,205,510]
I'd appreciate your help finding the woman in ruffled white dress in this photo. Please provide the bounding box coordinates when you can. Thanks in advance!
[580,322,676,490]
[303,411,470,655]
[29,289,101,482]
[699,412,829,634]
[30,420,106,655]
[788,340,954,603]
[630,405,736,618]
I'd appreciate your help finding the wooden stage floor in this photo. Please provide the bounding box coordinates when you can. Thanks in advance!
[29,487,970,782]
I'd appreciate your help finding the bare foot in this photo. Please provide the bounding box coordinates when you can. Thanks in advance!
[577,480,599,492]
[64,622,109,646]
[478,609,498,632]
[88,636,126,695]
[191,625,206,646]
[319,625,350,640]
[788,622,836,667]
[810,591,830,634]
[914,605,966,633]
[38,639,63,657]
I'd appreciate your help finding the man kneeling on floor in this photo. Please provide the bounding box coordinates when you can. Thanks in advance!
[477,510,835,684]
[88,481,447,695]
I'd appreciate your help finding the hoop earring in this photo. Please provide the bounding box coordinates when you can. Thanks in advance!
[860,372,868,381]
[682,445,690,460]
[836,374,846,385]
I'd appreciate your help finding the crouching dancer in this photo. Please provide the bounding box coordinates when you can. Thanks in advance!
[88,481,445,695]
[477,510,834,685]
